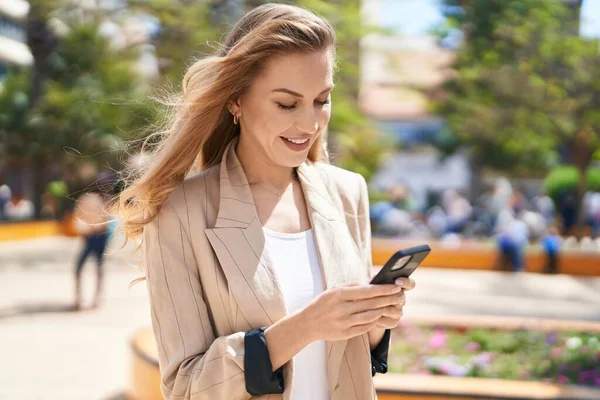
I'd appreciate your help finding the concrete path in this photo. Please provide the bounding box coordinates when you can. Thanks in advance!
[1,236,599,399]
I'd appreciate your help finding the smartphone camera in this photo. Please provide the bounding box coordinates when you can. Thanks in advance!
[391,255,412,271]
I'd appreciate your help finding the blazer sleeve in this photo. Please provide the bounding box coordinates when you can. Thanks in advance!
[144,202,282,399]
[356,174,390,376]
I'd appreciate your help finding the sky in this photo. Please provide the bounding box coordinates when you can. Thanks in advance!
[378,0,444,36]
[377,0,600,39]
[580,0,600,39]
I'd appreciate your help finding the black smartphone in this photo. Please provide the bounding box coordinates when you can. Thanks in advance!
[370,244,431,285]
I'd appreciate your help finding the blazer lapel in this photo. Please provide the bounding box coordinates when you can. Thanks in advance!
[297,162,365,392]
[204,139,287,328]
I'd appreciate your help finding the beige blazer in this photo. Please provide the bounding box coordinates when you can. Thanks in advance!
[144,138,377,400]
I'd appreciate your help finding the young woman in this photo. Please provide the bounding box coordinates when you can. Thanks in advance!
[117,4,415,399]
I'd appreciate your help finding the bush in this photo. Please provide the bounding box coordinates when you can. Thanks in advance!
[544,166,600,203]
[544,166,580,202]
[587,168,600,192]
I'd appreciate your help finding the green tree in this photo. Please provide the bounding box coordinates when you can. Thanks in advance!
[0,2,145,217]
[436,0,600,223]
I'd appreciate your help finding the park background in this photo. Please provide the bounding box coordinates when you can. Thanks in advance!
[1,0,600,399]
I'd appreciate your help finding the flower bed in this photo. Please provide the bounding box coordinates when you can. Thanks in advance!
[389,323,600,388]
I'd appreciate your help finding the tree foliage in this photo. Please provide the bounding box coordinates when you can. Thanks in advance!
[437,0,600,178]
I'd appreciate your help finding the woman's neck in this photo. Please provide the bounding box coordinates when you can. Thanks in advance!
[236,134,297,190]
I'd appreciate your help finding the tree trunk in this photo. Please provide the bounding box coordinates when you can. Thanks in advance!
[568,133,594,238]
[31,156,47,220]
[27,5,58,107]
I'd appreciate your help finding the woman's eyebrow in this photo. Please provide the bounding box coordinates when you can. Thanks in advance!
[271,85,335,98]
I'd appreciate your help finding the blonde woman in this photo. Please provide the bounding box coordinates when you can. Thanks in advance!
[117,4,415,399]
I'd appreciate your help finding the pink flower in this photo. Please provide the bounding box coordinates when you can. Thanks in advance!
[465,342,481,352]
[557,375,569,384]
[550,347,563,359]
[429,330,447,349]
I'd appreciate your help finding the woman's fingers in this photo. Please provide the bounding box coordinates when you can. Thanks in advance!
[348,292,405,314]
[348,303,404,326]
[376,315,402,329]
[339,283,402,301]
[349,308,384,326]
[347,319,380,337]
[395,277,416,291]
[379,305,403,319]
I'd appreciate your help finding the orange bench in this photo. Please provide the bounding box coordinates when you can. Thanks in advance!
[372,238,600,276]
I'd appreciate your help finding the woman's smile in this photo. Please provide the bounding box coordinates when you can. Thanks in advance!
[281,136,311,151]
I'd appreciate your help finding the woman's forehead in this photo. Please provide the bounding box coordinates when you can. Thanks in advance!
[254,51,334,93]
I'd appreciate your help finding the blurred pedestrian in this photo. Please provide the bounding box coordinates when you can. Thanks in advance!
[559,193,577,235]
[4,193,34,220]
[542,226,561,274]
[72,191,109,311]
[0,184,11,219]
[583,191,600,239]
[496,213,529,272]
[533,191,555,226]
[443,189,472,234]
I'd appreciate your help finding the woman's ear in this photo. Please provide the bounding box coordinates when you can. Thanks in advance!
[228,97,242,116]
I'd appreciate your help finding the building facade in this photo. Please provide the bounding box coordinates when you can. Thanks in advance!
[0,0,32,79]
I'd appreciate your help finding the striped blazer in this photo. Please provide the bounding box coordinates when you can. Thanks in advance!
[144,137,383,399]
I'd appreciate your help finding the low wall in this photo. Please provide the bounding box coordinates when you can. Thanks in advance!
[372,238,600,276]
[0,220,63,241]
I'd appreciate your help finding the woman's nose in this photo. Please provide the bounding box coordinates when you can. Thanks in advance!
[296,107,319,134]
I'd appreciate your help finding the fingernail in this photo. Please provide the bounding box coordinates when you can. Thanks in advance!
[396,279,406,286]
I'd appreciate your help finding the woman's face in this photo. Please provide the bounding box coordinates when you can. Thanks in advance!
[236,49,334,168]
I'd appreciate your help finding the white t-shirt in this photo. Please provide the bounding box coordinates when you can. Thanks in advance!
[263,227,329,400]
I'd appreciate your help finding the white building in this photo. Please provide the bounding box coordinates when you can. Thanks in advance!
[0,0,33,72]
[360,0,470,208]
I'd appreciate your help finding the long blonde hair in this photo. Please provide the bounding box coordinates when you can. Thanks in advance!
[115,3,336,243]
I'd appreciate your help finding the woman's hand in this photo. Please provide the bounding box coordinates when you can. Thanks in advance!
[375,277,415,329]
[300,282,406,343]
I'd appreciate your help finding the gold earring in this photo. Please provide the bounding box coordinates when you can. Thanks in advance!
[233,114,239,125]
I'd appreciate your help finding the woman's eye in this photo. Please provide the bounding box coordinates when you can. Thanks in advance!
[277,103,296,110]
[277,98,330,110]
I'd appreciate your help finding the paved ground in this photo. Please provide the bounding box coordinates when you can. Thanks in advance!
[1,236,599,399]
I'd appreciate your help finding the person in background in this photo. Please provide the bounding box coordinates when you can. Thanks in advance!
[4,193,34,220]
[583,191,600,239]
[0,184,12,220]
[542,225,562,274]
[511,189,528,216]
[533,191,555,226]
[496,211,529,272]
[559,193,577,235]
[387,184,416,212]
[443,189,472,234]
[72,191,109,311]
